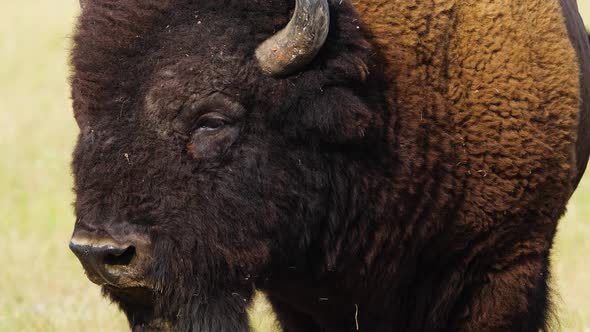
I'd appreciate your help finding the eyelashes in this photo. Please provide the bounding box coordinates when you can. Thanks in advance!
[173,93,246,134]
[171,94,245,161]
[193,113,229,132]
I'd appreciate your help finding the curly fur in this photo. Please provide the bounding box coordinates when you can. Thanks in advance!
[70,0,590,331]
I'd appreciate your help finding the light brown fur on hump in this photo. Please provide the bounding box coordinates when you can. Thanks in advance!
[354,0,580,226]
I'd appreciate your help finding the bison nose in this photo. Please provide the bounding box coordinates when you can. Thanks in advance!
[69,238,137,286]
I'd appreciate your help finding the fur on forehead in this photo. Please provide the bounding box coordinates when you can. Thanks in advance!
[71,1,283,108]
[71,0,377,126]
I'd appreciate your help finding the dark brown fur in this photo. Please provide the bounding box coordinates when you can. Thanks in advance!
[70,0,590,331]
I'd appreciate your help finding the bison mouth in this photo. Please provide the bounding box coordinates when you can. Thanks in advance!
[104,285,174,331]
[104,284,155,304]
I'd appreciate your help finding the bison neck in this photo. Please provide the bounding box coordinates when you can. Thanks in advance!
[264,0,581,330]
[263,150,467,331]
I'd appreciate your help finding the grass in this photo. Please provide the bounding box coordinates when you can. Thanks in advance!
[0,0,588,331]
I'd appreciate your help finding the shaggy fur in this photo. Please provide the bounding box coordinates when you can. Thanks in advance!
[69,0,590,331]
[561,0,590,188]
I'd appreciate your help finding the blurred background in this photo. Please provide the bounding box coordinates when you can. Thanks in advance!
[0,1,589,331]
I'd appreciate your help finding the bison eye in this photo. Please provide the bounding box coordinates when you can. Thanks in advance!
[194,113,228,132]
[174,94,245,161]
[186,111,240,160]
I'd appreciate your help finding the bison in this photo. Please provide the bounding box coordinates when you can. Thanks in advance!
[68,0,590,331]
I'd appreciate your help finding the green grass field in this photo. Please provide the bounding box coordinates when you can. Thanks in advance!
[0,1,589,331]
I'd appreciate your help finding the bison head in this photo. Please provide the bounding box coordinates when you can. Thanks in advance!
[69,0,386,330]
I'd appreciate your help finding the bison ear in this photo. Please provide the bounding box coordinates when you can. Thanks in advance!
[297,87,382,144]
[79,0,87,10]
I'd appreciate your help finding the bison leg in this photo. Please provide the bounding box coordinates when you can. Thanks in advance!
[449,254,552,331]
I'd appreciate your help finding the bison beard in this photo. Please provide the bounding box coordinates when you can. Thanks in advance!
[69,0,590,331]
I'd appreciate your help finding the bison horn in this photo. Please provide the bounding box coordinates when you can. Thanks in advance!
[255,0,330,76]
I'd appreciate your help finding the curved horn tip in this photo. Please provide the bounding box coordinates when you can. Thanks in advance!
[256,0,331,76]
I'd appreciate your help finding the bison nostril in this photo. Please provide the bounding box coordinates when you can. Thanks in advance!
[104,246,136,266]
[70,236,150,286]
